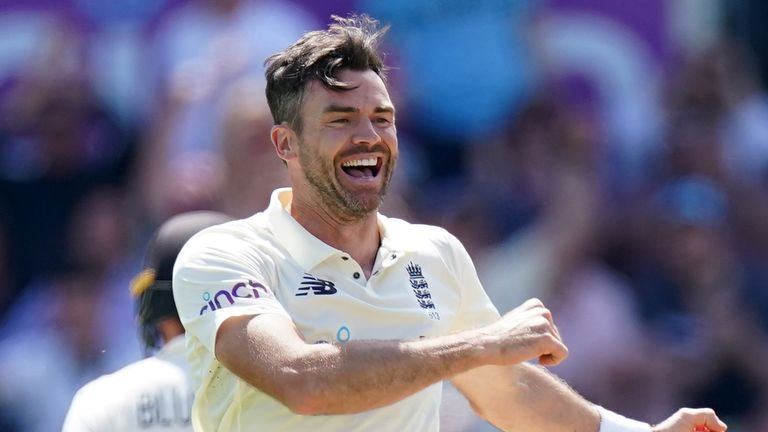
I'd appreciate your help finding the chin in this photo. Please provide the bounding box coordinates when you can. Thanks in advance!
[339,192,383,218]
[351,195,382,213]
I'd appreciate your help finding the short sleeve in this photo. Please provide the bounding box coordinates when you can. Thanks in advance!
[443,231,501,332]
[172,228,290,356]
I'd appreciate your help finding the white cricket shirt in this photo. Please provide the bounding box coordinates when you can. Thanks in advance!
[62,335,194,432]
[172,188,500,432]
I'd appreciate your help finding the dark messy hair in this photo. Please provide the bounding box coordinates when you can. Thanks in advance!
[264,14,389,133]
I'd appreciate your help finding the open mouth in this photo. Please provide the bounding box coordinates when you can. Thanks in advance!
[340,157,383,179]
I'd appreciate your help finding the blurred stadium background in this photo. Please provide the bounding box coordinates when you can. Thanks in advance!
[0,0,766,431]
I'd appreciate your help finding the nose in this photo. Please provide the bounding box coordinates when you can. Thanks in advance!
[352,118,381,146]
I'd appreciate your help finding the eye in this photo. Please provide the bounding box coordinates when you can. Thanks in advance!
[330,118,349,124]
[374,117,392,125]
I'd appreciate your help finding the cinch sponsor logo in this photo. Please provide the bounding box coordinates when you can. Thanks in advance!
[199,280,271,315]
[295,273,338,296]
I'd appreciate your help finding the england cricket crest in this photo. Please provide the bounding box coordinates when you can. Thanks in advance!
[406,261,440,320]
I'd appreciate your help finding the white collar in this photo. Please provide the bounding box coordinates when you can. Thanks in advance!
[262,188,415,271]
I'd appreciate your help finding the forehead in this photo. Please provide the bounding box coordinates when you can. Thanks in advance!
[303,69,393,113]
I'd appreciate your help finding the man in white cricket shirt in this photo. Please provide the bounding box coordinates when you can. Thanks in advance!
[172,14,727,432]
[62,211,232,432]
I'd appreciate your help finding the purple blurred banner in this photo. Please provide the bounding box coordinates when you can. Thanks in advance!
[0,0,670,61]
[0,0,358,28]
[548,0,668,61]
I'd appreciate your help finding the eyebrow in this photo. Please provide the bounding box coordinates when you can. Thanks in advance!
[322,104,395,115]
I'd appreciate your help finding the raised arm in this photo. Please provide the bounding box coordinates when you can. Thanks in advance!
[214,298,567,415]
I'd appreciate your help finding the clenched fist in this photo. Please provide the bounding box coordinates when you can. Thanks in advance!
[653,408,727,432]
[479,298,569,366]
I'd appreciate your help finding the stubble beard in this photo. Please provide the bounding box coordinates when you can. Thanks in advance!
[298,140,396,222]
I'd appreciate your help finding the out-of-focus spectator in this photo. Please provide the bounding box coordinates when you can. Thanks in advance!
[626,176,768,430]
[652,39,768,289]
[0,211,12,317]
[0,186,143,432]
[145,0,316,154]
[439,96,652,430]
[0,20,135,309]
[357,0,539,181]
[62,210,233,432]
[546,263,653,420]
[0,186,142,341]
[661,41,768,182]
[217,77,288,217]
[0,263,111,432]
[74,0,172,125]
[137,0,316,223]
[471,97,658,422]
[474,96,600,310]
[530,2,667,196]
[596,34,768,429]
[722,0,768,90]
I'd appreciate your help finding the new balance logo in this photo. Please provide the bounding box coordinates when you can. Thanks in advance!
[296,273,338,296]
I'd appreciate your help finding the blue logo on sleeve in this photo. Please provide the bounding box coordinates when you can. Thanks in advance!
[198,280,272,315]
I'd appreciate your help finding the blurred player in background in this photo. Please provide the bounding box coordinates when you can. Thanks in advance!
[62,211,232,432]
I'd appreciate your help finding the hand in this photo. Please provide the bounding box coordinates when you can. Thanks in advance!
[652,408,727,432]
[481,298,568,366]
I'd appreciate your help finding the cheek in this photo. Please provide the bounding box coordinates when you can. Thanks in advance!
[310,129,346,152]
[385,131,398,154]
[300,141,337,174]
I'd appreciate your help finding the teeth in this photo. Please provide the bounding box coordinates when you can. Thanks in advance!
[342,158,377,167]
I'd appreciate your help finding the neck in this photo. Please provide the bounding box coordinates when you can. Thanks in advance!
[158,318,185,345]
[291,195,381,277]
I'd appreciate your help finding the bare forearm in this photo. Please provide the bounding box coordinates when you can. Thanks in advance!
[218,299,568,416]
[218,314,489,415]
[453,362,599,431]
[285,335,486,414]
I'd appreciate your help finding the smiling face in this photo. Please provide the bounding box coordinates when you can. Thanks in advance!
[274,69,397,221]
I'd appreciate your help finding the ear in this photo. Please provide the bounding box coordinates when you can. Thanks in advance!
[271,124,298,162]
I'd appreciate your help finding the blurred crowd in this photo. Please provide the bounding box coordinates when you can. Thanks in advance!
[0,0,767,431]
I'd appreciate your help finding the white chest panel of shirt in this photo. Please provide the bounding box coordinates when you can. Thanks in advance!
[277,250,458,346]
[62,336,194,432]
[173,188,500,432]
